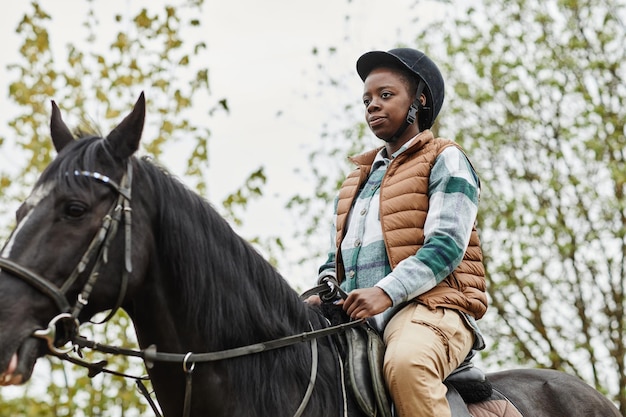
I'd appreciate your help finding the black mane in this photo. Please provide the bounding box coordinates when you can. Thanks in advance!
[134,153,335,414]
[137,156,312,343]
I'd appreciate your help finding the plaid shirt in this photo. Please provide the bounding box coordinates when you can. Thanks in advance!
[321,138,484,347]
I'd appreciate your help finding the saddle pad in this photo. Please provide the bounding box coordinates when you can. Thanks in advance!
[467,389,523,417]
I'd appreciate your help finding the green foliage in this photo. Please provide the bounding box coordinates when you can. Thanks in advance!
[1,0,226,224]
[222,167,267,227]
[424,0,625,411]
[8,3,56,177]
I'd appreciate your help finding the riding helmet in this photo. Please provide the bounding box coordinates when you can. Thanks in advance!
[356,48,445,129]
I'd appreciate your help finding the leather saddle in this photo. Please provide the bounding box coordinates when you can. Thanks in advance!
[321,303,492,417]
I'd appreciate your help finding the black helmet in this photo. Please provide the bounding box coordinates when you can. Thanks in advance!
[356,48,445,129]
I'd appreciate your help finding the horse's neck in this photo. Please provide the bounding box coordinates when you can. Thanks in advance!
[135,174,308,348]
[127,276,189,352]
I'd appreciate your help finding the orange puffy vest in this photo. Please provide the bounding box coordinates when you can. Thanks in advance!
[335,131,488,319]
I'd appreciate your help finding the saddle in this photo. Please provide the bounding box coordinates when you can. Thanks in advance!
[342,320,392,417]
[321,303,492,417]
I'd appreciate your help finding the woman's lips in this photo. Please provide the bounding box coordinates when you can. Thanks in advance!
[369,116,385,128]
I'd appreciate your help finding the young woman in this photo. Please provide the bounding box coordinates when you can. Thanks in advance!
[317,48,488,417]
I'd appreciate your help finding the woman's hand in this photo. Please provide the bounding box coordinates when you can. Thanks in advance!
[340,287,392,319]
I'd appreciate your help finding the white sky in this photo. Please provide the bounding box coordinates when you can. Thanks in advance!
[0,0,442,284]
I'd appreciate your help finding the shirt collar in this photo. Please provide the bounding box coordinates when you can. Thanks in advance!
[372,134,419,168]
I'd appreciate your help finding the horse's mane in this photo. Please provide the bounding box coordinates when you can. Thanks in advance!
[39,135,114,193]
[137,156,312,343]
[136,152,336,414]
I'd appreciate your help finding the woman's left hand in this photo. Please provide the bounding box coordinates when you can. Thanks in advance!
[339,287,392,319]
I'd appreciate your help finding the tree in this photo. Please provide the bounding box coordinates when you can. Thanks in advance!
[0,1,240,415]
[297,0,626,412]
[433,0,625,411]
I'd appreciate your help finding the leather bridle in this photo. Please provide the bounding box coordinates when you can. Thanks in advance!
[0,163,134,353]
[0,161,362,417]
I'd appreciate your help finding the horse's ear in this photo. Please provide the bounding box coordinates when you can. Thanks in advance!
[106,92,146,159]
[50,100,75,152]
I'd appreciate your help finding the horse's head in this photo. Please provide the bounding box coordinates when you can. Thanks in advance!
[0,94,148,385]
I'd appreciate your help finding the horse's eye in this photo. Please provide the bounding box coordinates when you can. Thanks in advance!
[64,202,88,219]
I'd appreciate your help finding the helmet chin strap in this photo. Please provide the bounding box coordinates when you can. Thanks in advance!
[387,79,426,142]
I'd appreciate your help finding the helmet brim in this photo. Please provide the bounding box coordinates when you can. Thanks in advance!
[356,51,409,81]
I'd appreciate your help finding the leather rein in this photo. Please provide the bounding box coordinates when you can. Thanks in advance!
[0,162,361,417]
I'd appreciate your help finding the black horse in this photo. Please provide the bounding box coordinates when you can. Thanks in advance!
[0,95,620,417]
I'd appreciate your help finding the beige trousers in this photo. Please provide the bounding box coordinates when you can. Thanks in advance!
[383,303,474,417]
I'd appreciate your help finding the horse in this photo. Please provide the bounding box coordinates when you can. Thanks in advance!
[0,94,621,417]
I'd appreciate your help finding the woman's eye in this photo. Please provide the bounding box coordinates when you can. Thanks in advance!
[363,98,371,106]
[65,202,87,219]
[381,92,391,99]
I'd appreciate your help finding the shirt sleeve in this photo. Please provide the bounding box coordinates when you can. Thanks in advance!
[375,146,480,306]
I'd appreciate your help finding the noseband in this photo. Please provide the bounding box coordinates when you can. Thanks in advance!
[0,162,134,353]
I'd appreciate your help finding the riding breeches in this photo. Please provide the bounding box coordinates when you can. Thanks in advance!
[383,303,474,417]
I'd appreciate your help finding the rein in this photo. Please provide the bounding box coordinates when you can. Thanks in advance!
[56,316,363,417]
[68,315,362,365]
[59,277,358,417]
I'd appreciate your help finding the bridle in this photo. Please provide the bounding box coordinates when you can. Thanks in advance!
[0,161,362,417]
[0,163,134,352]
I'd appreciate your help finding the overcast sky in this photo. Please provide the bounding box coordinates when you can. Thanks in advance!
[0,0,442,283]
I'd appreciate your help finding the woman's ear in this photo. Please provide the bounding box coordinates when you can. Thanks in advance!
[419,93,427,106]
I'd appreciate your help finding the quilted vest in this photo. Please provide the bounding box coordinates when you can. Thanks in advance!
[335,130,488,320]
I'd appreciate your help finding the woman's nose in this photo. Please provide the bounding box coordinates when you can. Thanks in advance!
[367,98,380,112]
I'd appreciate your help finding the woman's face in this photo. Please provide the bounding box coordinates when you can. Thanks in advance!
[362,67,418,143]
